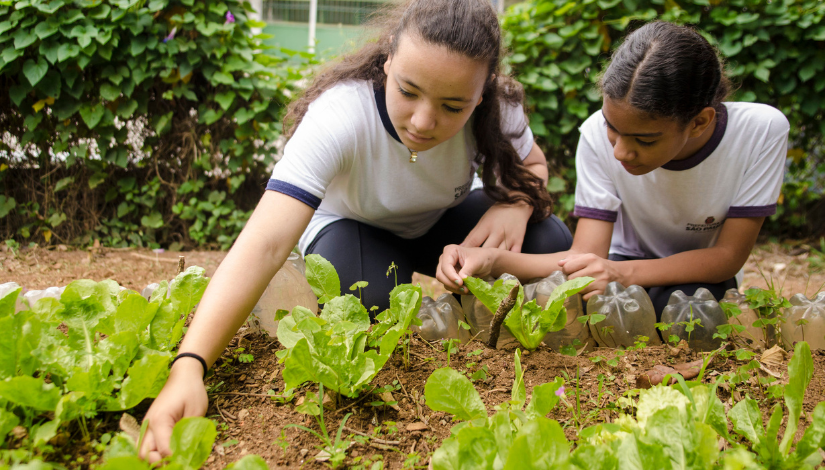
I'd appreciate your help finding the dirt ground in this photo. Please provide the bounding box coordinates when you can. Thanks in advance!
[2,241,825,469]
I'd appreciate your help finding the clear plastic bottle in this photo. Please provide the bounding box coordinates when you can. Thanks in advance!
[22,286,65,310]
[462,273,520,349]
[661,288,727,351]
[250,252,319,337]
[410,293,470,342]
[721,289,765,349]
[783,292,825,351]
[586,282,661,348]
[523,271,593,352]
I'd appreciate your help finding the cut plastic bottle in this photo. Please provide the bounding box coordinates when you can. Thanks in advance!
[783,292,825,351]
[250,252,319,338]
[661,288,727,351]
[721,288,765,349]
[462,273,521,349]
[523,271,593,352]
[22,286,65,311]
[410,293,470,342]
[586,282,661,348]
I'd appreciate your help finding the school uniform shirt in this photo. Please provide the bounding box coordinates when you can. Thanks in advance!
[573,102,789,264]
[268,79,534,254]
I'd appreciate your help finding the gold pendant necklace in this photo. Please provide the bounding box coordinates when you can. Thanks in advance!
[408,149,418,163]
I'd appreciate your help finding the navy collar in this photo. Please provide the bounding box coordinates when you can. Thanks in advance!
[374,85,403,144]
[662,104,728,171]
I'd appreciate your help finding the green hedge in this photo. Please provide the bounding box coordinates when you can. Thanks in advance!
[0,0,312,248]
[503,0,825,235]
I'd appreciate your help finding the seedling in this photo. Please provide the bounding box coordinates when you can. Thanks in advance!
[288,383,353,468]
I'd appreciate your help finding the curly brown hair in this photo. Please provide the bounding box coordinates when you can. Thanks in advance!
[282,0,552,222]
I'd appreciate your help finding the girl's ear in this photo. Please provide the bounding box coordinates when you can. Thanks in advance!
[689,107,716,137]
[383,54,392,76]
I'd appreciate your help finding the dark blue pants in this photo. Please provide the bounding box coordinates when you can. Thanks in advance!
[307,190,573,312]
[608,253,738,320]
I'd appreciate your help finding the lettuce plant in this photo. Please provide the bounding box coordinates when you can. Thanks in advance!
[463,275,593,350]
[99,416,268,470]
[0,267,208,460]
[425,349,568,469]
[277,255,421,398]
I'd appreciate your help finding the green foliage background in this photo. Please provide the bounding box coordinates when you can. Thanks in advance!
[1,0,825,248]
[0,0,311,248]
[503,0,825,236]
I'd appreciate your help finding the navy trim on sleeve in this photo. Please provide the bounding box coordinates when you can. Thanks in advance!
[266,179,322,210]
[727,204,776,218]
[572,205,618,222]
[373,85,403,144]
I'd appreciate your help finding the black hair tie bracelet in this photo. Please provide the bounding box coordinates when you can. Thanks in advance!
[170,352,208,380]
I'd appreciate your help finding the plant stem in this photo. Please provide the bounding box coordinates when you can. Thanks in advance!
[486,283,520,349]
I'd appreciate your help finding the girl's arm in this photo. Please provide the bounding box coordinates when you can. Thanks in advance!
[560,217,763,300]
[461,142,548,252]
[139,191,314,462]
[437,218,613,293]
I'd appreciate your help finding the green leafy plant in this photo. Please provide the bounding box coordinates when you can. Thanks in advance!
[0,0,313,248]
[424,349,568,468]
[289,383,353,469]
[463,275,593,350]
[277,255,421,398]
[0,267,207,465]
[744,285,791,347]
[98,416,268,470]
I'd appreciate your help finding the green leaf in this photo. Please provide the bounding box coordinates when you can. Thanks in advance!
[729,397,764,447]
[13,28,37,48]
[100,83,121,101]
[424,367,486,421]
[0,196,16,218]
[0,282,21,316]
[35,20,59,39]
[0,376,61,411]
[780,341,813,454]
[0,408,20,446]
[117,99,139,118]
[512,349,526,408]
[154,111,173,136]
[791,402,825,462]
[211,71,234,85]
[524,377,564,420]
[305,254,341,304]
[225,455,270,470]
[79,103,105,129]
[320,294,370,334]
[54,176,74,193]
[168,417,218,470]
[22,58,48,86]
[141,212,163,229]
[105,352,170,410]
[503,417,569,469]
[215,90,236,110]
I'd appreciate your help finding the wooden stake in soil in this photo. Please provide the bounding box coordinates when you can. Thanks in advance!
[177,255,186,275]
[486,283,520,349]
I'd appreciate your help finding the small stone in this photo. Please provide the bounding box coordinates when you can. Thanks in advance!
[439,419,447,426]
[300,448,309,457]
[239,374,247,381]
[237,409,249,421]
[522,350,530,355]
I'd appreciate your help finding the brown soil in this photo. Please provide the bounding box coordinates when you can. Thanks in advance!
[3,242,825,469]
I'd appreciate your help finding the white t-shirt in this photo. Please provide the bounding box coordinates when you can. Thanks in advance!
[269,80,534,253]
[573,102,789,262]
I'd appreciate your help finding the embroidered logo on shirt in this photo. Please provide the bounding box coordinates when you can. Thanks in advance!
[686,216,724,232]
[454,180,472,199]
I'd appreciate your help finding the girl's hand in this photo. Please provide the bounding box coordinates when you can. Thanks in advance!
[436,245,497,294]
[558,253,627,300]
[461,202,533,252]
[139,359,209,462]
